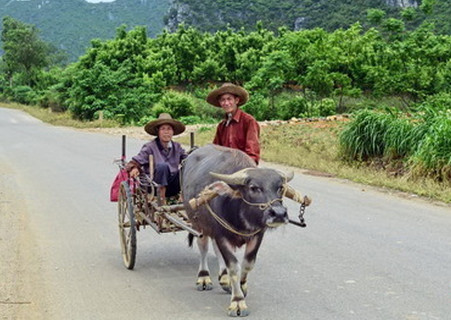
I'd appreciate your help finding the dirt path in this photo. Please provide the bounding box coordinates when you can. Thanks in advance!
[0,162,47,320]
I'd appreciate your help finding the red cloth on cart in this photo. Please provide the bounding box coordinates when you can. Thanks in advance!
[110,169,129,202]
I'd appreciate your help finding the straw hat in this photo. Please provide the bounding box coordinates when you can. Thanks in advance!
[144,113,186,136]
[206,83,249,107]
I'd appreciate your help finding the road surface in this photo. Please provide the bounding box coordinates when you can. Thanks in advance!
[1,107,450,320]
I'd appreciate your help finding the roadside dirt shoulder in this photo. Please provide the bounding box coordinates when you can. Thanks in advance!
[0,161,46,319]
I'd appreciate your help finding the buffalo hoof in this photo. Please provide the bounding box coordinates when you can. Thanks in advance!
[227,300,249,317]
[196,276,213,291]
[219,273,231,294]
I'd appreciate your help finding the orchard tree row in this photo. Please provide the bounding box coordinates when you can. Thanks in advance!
[1,15,451,124]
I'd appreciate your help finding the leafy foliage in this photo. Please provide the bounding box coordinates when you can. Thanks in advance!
[3,17,451,121]
[1,16,58,87]
[4,0,451,62]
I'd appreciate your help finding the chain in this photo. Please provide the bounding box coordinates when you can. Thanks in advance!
[298,202,307,227]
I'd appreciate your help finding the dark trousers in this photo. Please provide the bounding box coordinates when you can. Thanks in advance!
[153,163,181,197]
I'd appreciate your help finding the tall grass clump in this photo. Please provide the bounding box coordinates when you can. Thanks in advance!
[409,114,451,182]
[339,109,395,160]
[407,93,451,181]
[383,117,428,159]
[340,106,451,184]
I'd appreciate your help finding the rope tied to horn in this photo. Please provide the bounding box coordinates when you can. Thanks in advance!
[204,202,263,237]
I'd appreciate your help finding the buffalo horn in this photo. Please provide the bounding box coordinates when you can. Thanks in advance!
[285,170,294,182]
[276,169,294,182]
[209,168,250,185]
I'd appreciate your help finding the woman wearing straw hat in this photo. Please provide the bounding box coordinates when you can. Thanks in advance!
[207,83,260,164]
[125,113,187,204]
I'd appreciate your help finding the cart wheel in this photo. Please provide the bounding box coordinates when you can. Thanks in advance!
[118,181,136,270]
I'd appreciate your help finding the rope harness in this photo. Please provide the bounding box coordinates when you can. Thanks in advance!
[205,202,263,237]
[240,184,287,210]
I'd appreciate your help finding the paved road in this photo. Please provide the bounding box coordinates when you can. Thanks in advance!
[1,107,450,320]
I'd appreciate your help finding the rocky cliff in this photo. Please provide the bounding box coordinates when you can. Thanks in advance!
[164,0,427,34]
[385,0,418,8]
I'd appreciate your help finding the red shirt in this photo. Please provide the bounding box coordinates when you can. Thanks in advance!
[213,108,260,164]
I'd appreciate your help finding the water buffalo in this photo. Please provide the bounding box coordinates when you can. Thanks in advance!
[182,144,299,317]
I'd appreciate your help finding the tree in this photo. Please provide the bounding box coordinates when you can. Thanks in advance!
[366,9,386,25]
[420,0,436,15]
[250,50,295,114]
[1,16,53,87]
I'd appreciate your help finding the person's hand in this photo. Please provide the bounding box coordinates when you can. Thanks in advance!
[130,167,140,178]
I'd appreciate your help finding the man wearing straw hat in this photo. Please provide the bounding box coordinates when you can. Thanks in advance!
[125,113,187,204]
[206,83,260,164]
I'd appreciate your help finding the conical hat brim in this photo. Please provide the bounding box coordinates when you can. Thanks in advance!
[144,118,186,136]
[206,84,249,107]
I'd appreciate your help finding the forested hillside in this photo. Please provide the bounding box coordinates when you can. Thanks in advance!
[167,0,450,35]
[0,0,169,60]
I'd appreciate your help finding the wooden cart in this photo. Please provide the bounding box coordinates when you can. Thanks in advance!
[114,134,200,270]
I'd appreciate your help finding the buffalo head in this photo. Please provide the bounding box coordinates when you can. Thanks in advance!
[210,168,293,228]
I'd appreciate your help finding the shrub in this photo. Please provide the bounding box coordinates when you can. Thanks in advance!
[318,98,336,117]
[242,92,270,121]
[192,86,212,100]
[156,90,194,119]
[39,89,66,112]
[12,86,37,104]
[137,115,156,126]
[151,104,171,117]
[191,97,223,121]
[276,96,310,120]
